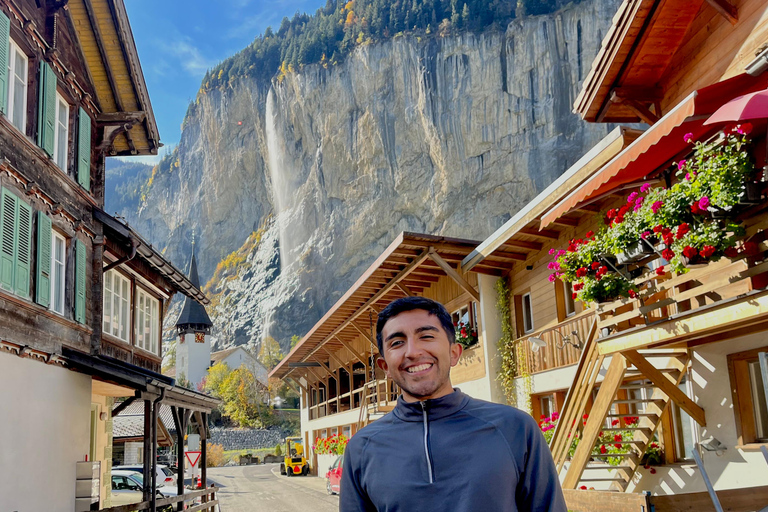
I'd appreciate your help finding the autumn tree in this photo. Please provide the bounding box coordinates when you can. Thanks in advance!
[258,336,285,370]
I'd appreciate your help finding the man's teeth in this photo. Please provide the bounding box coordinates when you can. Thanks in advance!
[407,363,432,373]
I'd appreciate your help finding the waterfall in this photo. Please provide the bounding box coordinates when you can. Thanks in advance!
[265,87,297,269]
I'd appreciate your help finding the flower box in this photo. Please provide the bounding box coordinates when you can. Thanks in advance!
[739,181,762,205]
[616,240,654,265]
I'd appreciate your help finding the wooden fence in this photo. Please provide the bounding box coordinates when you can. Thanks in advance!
[97,485,217,512]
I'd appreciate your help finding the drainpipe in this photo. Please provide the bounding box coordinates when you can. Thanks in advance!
[150,387,165,512]
[103,236,140,272]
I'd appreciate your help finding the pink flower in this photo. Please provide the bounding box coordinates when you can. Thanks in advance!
[547,261,561,270]
[627,192,638,203]
[684,132,693,143]
[698,196,710,210]
[685,173,692,181]
[633,196,644,211]
[641,230,651,239]
[548,248,556,256]
[677,159,687,169]
[640,183,651,193]
[651,201,664,214]
[548,274,556,282]
[735,122,753,135]
[557,250,566,258]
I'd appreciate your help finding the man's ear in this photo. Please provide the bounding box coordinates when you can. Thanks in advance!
[449,342,463,367]
[376,354,389,376]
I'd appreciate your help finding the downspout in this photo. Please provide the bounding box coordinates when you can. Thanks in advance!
[103,236,140,272]
[150,387,165,512]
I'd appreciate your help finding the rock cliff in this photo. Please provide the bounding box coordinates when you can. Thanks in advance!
[122,0,621,352]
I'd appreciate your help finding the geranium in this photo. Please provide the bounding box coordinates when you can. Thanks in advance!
[455,322,478,349]
[627,192,638,204]
[651,200,664,214]
[640,183,651,193]
[677,159,687,169]
[698,196,710,210]
[682,246,698,259]
[662,248,675,261]
[700,245,716,258]
[656,266,666,276]
[676,223,690,239]
[684,132,694,143]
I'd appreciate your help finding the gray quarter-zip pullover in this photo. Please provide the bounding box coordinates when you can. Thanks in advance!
[340,389,567,512]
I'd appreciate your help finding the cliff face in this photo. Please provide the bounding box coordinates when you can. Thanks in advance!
[127,0,621,351]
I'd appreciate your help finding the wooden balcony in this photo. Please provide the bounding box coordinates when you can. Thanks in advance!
[594,218,768,354]
[515,312,595,377]
[308,378,398,421]
[100,336,161,374]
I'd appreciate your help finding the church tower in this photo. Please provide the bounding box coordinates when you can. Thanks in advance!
[175,245,213,388]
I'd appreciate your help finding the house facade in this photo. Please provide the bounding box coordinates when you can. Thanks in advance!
[0,1,217,511]
[210,346,269,388]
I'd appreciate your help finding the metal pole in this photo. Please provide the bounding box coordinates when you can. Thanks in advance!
[150,389,164,512]
[143,399,153,502]
[692,445,724,512]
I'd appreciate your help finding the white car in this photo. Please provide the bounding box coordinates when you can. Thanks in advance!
[113,464,177,487]
[110,470,173,511]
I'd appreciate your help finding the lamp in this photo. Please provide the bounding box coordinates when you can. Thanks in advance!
[528,330,583,353]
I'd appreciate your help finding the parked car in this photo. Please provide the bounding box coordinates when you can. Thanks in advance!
[113,464,176,487]
[325,455,343,495]
[111,470,173,511]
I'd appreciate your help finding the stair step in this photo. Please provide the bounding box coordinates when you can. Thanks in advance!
[637,350,688,358]
[591,453,637,458]
[611,398,664,404]
[600,427,652,433]
[607,412,659,418]
[585,465,634,472]
[579,477,628,482]
[596,440,646,446]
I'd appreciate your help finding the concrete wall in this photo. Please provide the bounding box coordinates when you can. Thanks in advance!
[124,441,143,465]
[91,394,114,507]
[0,353,91,512]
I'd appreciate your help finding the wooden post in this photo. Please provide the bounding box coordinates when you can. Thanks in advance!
[151,396,159,512]
[143,399,153,502]
[172,406,188,512]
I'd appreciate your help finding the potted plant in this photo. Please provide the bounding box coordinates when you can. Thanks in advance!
[455,321,478,349]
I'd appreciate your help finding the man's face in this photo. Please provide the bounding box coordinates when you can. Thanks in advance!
[376,309,462,402]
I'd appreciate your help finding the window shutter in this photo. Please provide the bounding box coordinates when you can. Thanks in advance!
[37,61,56,156]
[77,108,91,190]
[15,198,31,297]
[0,10,10,114]
[0,188,16,291]
[75,239,86,323]
[35,210,51,307]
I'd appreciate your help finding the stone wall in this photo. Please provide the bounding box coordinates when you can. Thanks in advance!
[209,428,283,451]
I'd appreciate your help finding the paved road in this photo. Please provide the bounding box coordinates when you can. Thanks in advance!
[208,463,339,512]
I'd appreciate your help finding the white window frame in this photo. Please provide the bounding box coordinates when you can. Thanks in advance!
[522,293,534,334]
[103,269,131,342]
[50,230,66,315]
[7,39,27,133]
[53,92,69,170]
[564,281,576,317]
[135,287,160,355]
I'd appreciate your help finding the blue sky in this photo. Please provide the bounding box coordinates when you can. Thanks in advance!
[123,0,326,164]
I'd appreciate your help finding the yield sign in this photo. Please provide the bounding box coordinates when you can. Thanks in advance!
[185,451,201,467]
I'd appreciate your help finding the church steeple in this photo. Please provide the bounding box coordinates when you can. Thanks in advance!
[175,242,212,335]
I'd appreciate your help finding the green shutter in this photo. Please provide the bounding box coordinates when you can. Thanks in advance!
[0,188,15,291]
[35,211,51,307]
[15,198,30,297]
[0,10,10,114]
[37,61,55,156]
[75,239,86,323]
[77,108,91,190]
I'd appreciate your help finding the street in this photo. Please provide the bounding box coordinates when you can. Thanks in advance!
[207,463,339,512]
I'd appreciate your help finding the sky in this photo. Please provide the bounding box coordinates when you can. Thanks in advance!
[122,0,327,165]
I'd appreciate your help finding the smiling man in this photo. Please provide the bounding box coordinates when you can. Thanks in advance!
[340,297,567,512]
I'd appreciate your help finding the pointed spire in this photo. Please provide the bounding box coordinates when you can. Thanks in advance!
[176,241,212,330]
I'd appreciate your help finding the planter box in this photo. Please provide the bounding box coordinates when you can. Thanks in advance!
[740,181,762,205]
[616,240,654,265]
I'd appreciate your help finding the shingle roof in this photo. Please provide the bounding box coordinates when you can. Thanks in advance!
[210,347,240,365]
[175,252,213,328]
[113,402,177,438]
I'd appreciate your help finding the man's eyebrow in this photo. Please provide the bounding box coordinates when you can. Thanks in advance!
[415,326,439,334]
[384,325,439,344]
[384,331,406,343]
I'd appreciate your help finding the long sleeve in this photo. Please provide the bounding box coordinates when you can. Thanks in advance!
[515,416,568,512]
[339,437,376,512]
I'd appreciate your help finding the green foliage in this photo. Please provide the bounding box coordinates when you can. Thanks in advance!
[495,277,531,411]
[204,362,271,428]
[198,0,576,99]
[275,443,283,456]
[313,434,348,455]
[290,335,301,348]
[104,158,154,216]
[259,336,285,370]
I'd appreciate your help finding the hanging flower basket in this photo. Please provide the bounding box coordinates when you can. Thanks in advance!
[616,239,655,265]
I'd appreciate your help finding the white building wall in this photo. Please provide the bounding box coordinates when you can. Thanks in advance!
[221,348,269,387]
[124,441,143,465]
[176,333,211,388]
[0,353,91,512]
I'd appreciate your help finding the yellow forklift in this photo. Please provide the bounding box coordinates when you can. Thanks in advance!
[279,437,310,476]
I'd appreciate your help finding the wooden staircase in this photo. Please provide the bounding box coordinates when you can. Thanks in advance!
[550,328,706,492]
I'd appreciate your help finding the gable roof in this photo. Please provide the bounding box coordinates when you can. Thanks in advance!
[112,402,175,445]
[176,252,213,327]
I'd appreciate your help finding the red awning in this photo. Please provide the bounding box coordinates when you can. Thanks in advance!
[540,73,768,228]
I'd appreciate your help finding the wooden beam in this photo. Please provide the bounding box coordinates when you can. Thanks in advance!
[705,0,738,25]
[82,0,124,111]
[520,228,560,240]
[318,347,347,371]
[336,335,368,366]
[112,395,137,417]
[551,216,580,228]
[624,350,706,427]
[309,357,336,379]
[96,111,146,125]
[427,248,481,302]
[610,86,664,103]
[623,99,659,125]
[395,282,415,296]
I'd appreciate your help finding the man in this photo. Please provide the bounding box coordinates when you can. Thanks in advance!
[340,297,567,512]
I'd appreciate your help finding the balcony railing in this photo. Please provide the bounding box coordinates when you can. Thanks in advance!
[515,311,595,377]
[308,378,398,421]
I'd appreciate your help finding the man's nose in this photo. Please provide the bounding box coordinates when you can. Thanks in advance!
[403,337,424,359]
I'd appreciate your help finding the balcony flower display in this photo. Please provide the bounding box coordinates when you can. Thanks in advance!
[313,434,348,455]
[549,127,758,303]
[454,321,479,349]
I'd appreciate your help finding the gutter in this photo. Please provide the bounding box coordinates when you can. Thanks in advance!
[103,236,141,272]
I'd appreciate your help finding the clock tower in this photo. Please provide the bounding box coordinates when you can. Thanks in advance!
[175,247,213,388]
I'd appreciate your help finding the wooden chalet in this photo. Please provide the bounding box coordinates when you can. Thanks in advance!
[269,232,511,474]
[464,0,768,510]
[0,1,217,511]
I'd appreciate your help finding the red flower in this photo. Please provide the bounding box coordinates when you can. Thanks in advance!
[614,434,623,442]
[742,241,759,255]
[586,231,594,238]
[628,289,637,299]
[725,247,739,258]
[612,419,620,426]
[682,246,698,259]
[650,443,659,449]
[691,202,704,215]
[576,267,588,278]
[591,261,600,270]
[653,225,663,233]
[662,248,675,261]
[676,223,690,239]
[614,443,623,449]
[607,209,617,220]
[656,266,666,276]
[600,445,607,454]
[572,292,578,299]
[568,243,578,253]
[583,414,589,419]
[650,468,657,474]
[700,245,716,258]
[573,282,583,291]
[580,486,588,490]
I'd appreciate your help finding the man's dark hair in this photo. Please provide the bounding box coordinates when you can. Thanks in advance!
[376,297,455,354]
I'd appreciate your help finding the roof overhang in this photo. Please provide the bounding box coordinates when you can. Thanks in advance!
[461,126,640,272]
[574,0,707,123]
[94,209,210,305]
[543,71,768,226]
[66,0,160,155]
[269,232,512,380]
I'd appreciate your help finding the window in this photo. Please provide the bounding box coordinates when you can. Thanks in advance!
[7,40,27,132]
[451,302,478,330]
[135,287,159,354]
[53,93,69,170]
[522,293,534,333]
[564,281,576,317]
[342,425,351,438]
[0,187,31,298]
[103,269,130,341]
[540,395,554,419]
[50,231,65,314]
[729,348,768,445]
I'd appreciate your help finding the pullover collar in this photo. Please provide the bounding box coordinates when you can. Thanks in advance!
[392,388,469,422]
